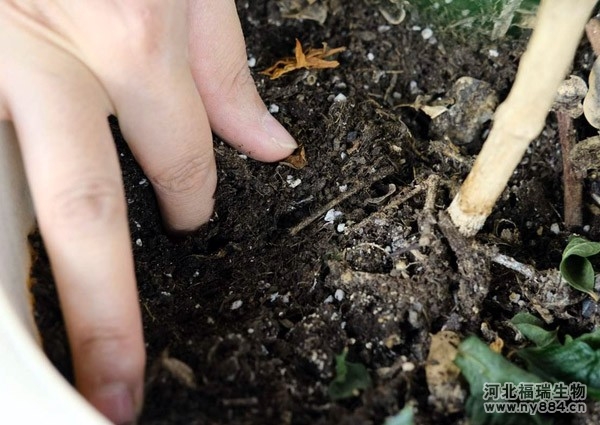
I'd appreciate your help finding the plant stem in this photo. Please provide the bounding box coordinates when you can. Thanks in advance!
[556,110,582,228]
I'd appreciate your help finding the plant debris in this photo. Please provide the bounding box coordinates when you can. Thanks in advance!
[261,39,346,80]
[279,145,308,169]
[276,0,328,24]
[426,331,465,413]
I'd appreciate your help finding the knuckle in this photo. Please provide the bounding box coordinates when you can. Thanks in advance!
[76,325,129,358]
[227,62,256,93]
[74,324,144,376]
[149,152,216,196]
[111,3,174,66]
[121,13,161,58]
[44,177,125,230]
[212,60,256,101]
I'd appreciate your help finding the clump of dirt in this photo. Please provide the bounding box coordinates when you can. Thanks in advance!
[30,1,600,424]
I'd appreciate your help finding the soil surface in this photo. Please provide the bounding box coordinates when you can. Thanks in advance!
[30,1,600,424]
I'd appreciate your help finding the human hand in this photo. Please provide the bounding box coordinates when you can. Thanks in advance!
[0,1,297,423]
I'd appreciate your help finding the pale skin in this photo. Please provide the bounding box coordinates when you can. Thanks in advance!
[0,1,298,424]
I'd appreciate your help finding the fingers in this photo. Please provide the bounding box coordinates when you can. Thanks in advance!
[110,66,217,232]
[188,0,298,162]
[79,3,218,232]
[5,55,144,424]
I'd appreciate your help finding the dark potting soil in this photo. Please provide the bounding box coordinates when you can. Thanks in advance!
[30,1,600,424]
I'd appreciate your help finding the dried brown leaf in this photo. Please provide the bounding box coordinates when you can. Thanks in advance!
[489,336,504,354]
[261,39,346,80]
[280,145,307,169]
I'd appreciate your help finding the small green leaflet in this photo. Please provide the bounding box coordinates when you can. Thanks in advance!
[383,404,414,425]
[328,349,372,400]
[559,236,600,301]
[511,313,600,399]
[510,312,558,348]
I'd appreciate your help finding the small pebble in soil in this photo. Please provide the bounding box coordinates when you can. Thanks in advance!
[231,300,243,310]
[488,49,499,58]
[247,56,256,68]
[421,27,433,40]
[334,289,345,301]
[286,175,302,188]
[338,184,348,192]
[409,80,419,95]
[333,93,347,102]
[238,154,248,160]
[582,299,597,318]
[367,52,375,61]
[135,238,142,247]
[324,208,343,223]
[402,362,415,372]
[550,223,560,234]
[268,104,280,113]
[336,223,346,233]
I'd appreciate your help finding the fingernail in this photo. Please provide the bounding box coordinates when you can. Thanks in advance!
[90,383,136,425]
[262,112,298,150]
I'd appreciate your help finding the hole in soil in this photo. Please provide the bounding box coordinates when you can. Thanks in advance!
[205,234,229,255]
[277,208,310,229]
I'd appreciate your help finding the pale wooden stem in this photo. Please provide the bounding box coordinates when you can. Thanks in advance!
[448,0,597,237]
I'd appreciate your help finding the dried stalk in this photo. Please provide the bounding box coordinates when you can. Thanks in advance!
[556,110,582,228]
[448,0,597,236]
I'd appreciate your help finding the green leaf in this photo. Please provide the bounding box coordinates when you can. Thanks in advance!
[517,329,600,399]
[572,329,600,350]
[510,313,558,348]
[559,236,600,300]
[328,349,372,400]
[383,404,414,425]
[455,336,548,425]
